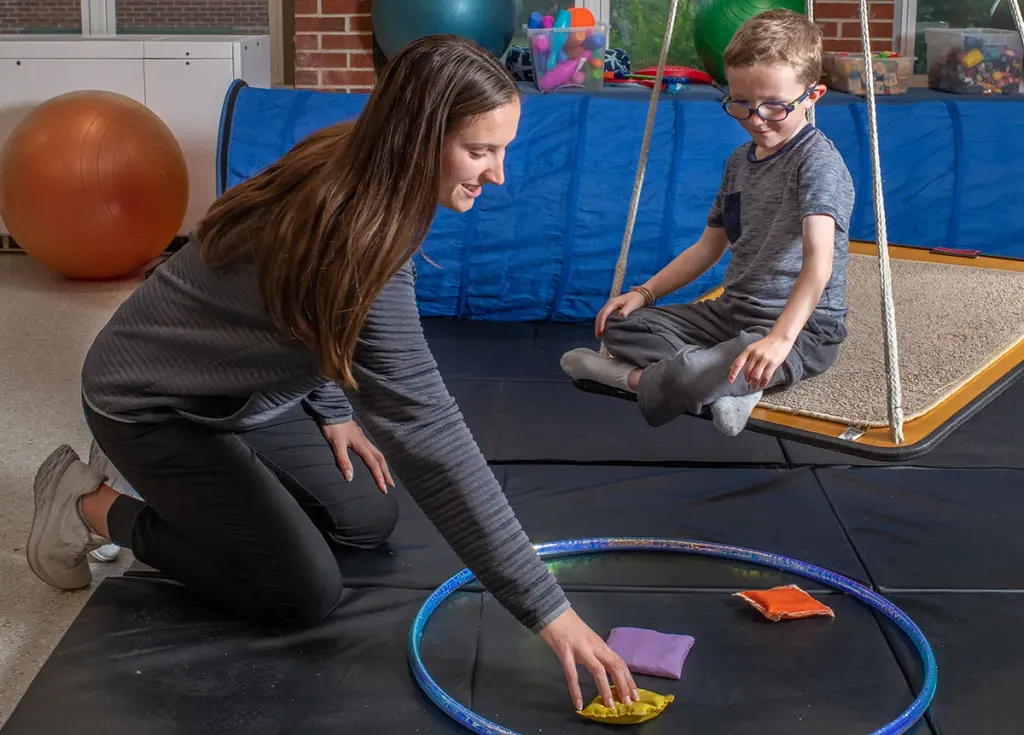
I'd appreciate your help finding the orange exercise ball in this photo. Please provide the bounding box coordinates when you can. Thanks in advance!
[0,90,189,280]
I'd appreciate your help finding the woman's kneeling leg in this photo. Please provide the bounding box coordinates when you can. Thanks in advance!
[88,409,345,627]
[238,405,399,550]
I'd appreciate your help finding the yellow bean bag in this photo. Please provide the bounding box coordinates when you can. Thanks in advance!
[577,687,675,725]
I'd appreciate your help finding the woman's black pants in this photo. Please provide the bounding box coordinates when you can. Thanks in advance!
[85,401,399,627]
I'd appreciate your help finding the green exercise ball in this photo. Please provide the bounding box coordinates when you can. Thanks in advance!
[371,0,519,60]
[694,0,806,83]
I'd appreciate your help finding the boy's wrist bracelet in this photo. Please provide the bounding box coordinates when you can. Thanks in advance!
[630,285,655,306]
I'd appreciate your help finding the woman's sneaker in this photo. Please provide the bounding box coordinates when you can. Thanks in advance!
[86,440,138,562]
[27,445,108,590]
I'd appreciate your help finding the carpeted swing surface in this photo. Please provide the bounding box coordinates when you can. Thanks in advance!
[758,249,1024,427]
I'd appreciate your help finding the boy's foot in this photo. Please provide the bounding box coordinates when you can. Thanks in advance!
[711,391,763,437]
[560,348,638,393]
[86,439,138,562]
[26,445,108,590]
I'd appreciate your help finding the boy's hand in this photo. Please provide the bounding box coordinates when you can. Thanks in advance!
[729,333,794,390]
[595,291,647,339]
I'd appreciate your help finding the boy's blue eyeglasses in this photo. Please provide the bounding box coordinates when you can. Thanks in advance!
[721,86,817,122]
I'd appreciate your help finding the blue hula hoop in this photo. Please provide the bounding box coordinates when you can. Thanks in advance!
[408,537,937,735]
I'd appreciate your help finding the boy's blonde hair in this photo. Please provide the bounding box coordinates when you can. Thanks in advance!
[723,9,823,88]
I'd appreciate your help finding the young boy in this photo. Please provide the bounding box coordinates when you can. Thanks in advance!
[561,9,855,437]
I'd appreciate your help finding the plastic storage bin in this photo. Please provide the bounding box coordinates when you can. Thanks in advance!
[824,52,915,95]
[925,27,1022,94]
[526,23,608,93]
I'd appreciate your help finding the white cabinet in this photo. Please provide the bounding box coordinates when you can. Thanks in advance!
[0,34,270,236]
[143,59,238,237]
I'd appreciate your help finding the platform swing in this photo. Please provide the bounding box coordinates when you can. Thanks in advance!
[570,0,1024,462]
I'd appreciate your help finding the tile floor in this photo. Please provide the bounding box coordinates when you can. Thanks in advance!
[0,254,139,726]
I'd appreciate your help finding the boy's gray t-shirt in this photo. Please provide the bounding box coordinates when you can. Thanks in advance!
[707,125,855,321]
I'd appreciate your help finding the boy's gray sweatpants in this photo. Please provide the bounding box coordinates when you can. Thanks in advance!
[602,294,847,427]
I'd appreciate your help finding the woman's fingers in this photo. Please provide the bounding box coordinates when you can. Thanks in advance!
[577,651,614,708]
[351,437,388,493]
[378,449,395,487]
[602,650,638,705]
[556,646,584,711]
[335,445,354,481]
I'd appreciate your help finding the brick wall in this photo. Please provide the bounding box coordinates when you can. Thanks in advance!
[294,0,374,92]
[0,1,270,36]
[0,0,81,33]
[117,0,269,34]
[816,0,896,54]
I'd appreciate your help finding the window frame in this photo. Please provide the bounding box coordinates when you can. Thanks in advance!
[894,0,919,59]
[581,0,611,20]
[893,0,931,86]
[81,0,116,35]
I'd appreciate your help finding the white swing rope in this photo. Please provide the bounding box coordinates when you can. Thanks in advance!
[601,0,682,357]
[806,0,816,126]
[857,0,904,443]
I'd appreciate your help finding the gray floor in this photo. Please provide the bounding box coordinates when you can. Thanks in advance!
[0,254,138,727]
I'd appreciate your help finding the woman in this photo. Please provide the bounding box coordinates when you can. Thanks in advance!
[26,35,637,713]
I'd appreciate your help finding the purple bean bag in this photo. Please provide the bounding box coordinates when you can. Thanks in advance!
[606,627,695,680]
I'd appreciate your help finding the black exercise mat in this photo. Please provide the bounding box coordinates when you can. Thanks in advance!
[422,318,595,382]
[781,378,1024,468]
[876,592,1023,735]
[1,577,479,735]
[472,589,933,734]
[817,467,1024,590]
[492,379,786,464]
[422,318,787,465]
[498,464,870,591]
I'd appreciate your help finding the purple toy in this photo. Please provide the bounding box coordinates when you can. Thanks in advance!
[606,627,695,680]
[538,51,591,92]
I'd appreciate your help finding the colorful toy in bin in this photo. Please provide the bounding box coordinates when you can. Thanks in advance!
[825,52,914,96]
[925,27,1023,95]
[525,8,608,93]
[547,9,573,70]
[539,51,593,93]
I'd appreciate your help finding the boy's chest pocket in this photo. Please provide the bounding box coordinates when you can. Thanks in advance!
[723,191,742,243]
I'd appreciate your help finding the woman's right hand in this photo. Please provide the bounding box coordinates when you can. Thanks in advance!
[538,607,639,712]
[595,290,647,339]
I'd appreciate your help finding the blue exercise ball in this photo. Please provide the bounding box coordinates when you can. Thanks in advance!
[371,0,519,60]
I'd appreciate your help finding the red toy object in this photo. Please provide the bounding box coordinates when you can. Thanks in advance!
[635,65,714,86]
[734,585,836,622]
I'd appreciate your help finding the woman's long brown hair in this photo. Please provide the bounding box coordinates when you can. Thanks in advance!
[196,34,519,390]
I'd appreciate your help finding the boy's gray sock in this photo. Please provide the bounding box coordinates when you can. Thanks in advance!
[711,391,763,437]
[560,348,637,393]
